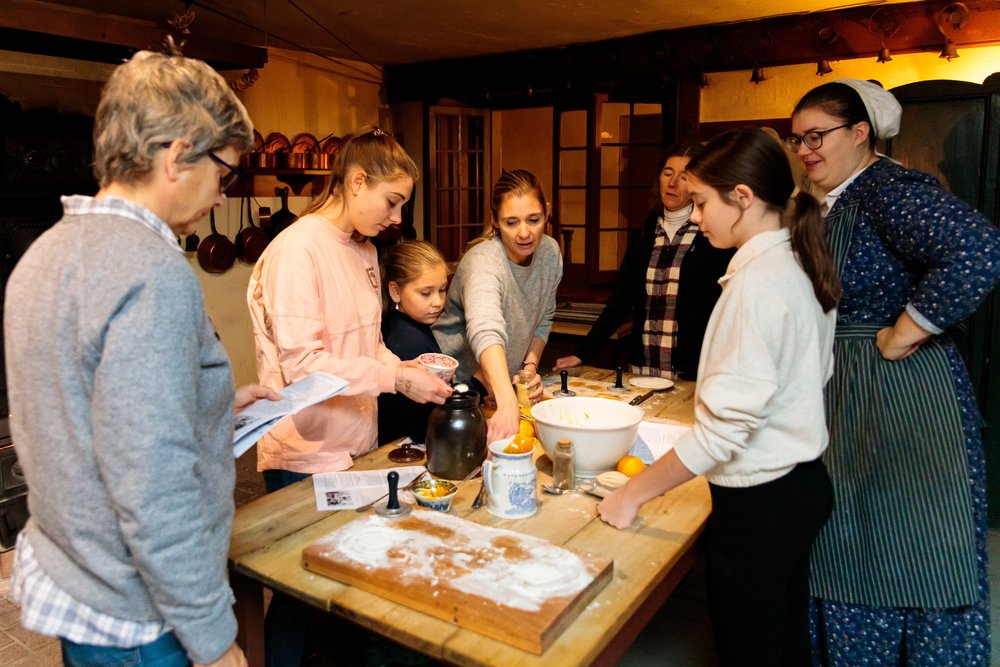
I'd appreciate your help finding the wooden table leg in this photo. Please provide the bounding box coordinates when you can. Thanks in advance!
[589,539,703,667]
[230,567,265,667]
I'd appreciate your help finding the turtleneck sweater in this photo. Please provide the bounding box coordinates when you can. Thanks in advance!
[659,202,694,242]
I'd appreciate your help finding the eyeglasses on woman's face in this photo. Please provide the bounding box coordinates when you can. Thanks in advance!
[784,123,853,151]
[205,151,241,193]
[160,142,240,193]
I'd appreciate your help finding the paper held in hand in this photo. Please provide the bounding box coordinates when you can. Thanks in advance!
[232,372,349,458]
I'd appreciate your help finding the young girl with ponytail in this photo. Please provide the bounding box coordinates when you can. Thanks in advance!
[598,127,839,666]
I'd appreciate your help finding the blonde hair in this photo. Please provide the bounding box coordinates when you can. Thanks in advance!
[468,168,549,249]
[93,50,253,187]
[302,126,419,218]
[380,240,447,312]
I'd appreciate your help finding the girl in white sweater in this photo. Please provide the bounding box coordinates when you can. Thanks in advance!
[598,127,839,666]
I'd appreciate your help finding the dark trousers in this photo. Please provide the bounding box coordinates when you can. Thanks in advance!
[706,458,833,667]
[262,470,312,667]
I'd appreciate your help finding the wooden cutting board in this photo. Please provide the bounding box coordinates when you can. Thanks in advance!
[301,510,613,654]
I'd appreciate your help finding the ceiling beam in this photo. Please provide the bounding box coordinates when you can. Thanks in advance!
[1,0,267,70]
[385,0,1000,106]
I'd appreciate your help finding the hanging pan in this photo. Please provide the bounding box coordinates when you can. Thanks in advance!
[197,209,236,273]
[236,196,270,264]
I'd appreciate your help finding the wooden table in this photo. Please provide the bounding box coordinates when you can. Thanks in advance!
[229,367,709,667]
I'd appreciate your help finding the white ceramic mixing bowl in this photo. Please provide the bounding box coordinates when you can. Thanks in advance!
[529,397,643,478]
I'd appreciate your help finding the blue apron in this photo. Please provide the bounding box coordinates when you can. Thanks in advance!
[809,200,979,608]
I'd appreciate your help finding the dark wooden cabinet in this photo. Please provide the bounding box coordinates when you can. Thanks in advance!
[888,74,1000,527]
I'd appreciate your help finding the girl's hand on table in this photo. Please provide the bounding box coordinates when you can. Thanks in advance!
[552,355,581,372]
[597,485,640,529]
[486,401,519,443]
[233,384,282,413]
[397,366,453,404]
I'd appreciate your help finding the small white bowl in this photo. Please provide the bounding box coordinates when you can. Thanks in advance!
[529,397,643,478]
[412,479,458,512]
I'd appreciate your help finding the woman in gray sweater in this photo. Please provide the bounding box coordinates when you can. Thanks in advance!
[5,49,275,667]
[433,169,563,442]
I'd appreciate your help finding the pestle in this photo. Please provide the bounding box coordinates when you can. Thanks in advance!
[375,471,412,518]
[552,369,576,397]
[608,365,629,393]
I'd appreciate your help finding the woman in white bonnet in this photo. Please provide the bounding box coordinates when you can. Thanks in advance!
[787,80,1000,665]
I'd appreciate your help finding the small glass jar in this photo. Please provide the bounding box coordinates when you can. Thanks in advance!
[553,438,575,491]
[515,363,536,409]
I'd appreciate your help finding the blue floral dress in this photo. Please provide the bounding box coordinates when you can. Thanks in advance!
[808,159,1000,666]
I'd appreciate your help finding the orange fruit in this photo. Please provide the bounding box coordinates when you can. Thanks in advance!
[503,433,535,454]
[616,455,646,477]
[518,419,535,439]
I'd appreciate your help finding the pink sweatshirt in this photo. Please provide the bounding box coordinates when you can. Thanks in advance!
[247,213,400,473]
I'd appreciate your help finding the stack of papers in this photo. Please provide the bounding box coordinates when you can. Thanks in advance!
[232,372,349,458]
[312,466,427,511]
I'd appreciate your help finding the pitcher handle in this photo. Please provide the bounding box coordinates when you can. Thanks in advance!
[482,460,500,499]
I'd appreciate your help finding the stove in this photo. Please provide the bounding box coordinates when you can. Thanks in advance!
[0,94,96,550]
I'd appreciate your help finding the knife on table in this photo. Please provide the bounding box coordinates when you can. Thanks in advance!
[629,390,655,406]
[471,480,487,509]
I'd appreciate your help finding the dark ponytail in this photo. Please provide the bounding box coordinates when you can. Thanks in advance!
[785,191,841,312]
[686,127,840,312]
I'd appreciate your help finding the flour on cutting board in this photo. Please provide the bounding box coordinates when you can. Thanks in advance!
[312,511,595,611]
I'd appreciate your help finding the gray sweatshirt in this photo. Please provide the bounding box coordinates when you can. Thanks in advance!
[433,235,562,380]
[4,208,237,663]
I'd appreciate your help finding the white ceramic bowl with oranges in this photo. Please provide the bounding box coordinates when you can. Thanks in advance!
[529,396,644,478]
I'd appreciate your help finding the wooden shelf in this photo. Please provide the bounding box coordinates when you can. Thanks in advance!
[242,168,328,177]
[238,168,327,196]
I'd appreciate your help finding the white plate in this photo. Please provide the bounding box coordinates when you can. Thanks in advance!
[629,376,674,390]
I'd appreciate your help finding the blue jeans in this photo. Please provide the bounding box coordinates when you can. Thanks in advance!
[261,469,312,667]
[61,632,189,667]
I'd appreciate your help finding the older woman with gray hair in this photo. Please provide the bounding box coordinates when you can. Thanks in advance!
[4,49,275,667]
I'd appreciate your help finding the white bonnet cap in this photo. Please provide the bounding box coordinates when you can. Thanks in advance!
[835,79,902,140]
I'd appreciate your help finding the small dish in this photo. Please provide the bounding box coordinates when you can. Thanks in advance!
[412,478,458,512]
[629,376,674,391]
[597,470,630,490]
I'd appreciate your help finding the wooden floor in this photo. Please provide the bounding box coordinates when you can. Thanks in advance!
[2,451,999,666]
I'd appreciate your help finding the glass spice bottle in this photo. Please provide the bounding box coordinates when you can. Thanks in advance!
[515,363,536,409]
[553,438,575,491]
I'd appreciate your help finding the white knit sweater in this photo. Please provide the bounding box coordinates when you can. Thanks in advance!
[673,229,837,487]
